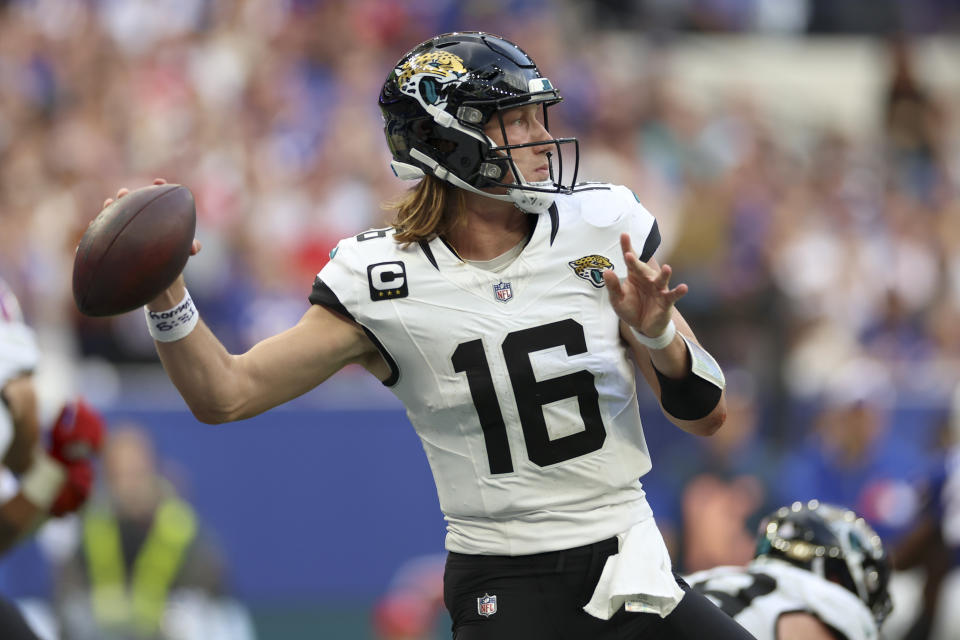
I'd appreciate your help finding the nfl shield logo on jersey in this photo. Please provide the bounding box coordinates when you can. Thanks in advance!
[477,593,497,617]
[493,281,513,303]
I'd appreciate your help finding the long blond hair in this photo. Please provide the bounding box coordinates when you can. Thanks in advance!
[390,175,465,244]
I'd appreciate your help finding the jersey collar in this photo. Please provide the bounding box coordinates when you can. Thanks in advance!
[418,203,559,272]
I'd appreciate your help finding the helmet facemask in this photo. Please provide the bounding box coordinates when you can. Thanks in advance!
[472,94,582,213]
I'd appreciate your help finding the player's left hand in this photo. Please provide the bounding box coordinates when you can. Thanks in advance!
[49,460,94,517]
[48,398,105,465]
[602,232,687,338]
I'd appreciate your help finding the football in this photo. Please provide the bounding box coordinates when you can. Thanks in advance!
[73,183,196,317]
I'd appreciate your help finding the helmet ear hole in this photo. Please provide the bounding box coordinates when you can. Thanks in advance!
[479,163,503,180]
[479,157,510,183]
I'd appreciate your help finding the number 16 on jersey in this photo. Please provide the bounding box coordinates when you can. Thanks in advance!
[452,319,607,475]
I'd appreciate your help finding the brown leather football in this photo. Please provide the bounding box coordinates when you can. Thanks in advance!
[73,184,196,317]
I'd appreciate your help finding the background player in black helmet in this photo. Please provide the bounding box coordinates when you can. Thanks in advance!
[687,500,892,640]
[106,32,752,638]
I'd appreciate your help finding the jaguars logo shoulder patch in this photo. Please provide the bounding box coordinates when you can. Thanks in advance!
[568,255,614,288]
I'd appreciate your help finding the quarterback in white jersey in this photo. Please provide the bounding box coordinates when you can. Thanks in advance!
[686,501,892,640]
[313,184,663,555]
[124,31,750,639]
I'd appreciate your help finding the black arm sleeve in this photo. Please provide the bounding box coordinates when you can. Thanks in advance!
[653,365,722,421]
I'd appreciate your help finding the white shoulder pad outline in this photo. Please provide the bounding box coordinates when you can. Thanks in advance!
[315,228,404,387]
[573,183,641,228]
[342,224,403,270]
[317,227,407,315]
[316,235,364,317]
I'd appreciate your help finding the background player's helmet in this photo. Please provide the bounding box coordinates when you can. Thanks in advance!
[379,31,580,214]
[754,500,893,625]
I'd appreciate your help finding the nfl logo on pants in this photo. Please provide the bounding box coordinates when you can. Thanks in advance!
[477,593,497,617]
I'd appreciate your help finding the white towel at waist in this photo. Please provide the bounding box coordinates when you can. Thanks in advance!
[582,517,684,620]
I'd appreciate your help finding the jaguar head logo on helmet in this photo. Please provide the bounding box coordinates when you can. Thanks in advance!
[379,31,586,215]
[396,51,468,97]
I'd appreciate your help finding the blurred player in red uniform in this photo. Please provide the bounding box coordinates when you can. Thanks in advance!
[0,278,104,639]
[373,554,446,640]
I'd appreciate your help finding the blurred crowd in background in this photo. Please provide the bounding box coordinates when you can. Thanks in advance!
[2,0,960,637]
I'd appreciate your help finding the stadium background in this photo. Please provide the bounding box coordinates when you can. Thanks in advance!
[1,0,959,638]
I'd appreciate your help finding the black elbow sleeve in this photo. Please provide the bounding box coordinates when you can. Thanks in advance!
[653,366,723,421]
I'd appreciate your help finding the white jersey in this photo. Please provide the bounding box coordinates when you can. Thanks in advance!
[315,184,664,555]
[0,278,39,456]
[685,560,880,640]
[0,278,38,388]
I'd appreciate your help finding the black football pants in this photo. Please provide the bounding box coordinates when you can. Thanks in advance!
[443,537,757,640]
[0,595,40,640]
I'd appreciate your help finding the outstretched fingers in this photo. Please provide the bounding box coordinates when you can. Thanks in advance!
[619,236,658,289]
[665,280,688,304]
[654,263,672,291]
[654,264,689,303]
[618,233,688,302]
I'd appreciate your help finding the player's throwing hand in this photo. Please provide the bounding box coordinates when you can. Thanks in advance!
[101,178,202,256]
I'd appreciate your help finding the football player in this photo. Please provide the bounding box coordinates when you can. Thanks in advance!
[686,500,892,640]
[892,382,960,639]
[112,32,750,638]
[0,278,105,638]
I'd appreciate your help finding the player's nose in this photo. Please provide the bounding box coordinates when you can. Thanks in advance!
[532,119,552,143]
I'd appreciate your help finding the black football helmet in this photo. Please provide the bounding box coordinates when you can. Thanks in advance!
[754,500,893,626]
[379,31,582,213]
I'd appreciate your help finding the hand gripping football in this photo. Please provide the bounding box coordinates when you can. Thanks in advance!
[73,184,196,316]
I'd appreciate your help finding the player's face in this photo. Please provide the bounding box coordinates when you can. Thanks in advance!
[485,104,553,185]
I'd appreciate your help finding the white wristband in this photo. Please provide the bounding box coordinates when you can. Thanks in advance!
[144,289,199,342]
[629,318,677,350]
[20,450,66,510]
